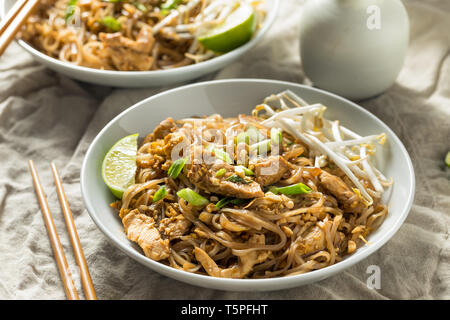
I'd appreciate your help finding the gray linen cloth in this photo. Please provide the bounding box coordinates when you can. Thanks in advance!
[0,0,449,299]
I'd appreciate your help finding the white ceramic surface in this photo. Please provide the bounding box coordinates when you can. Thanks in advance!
[80,79,415,291]
[0,0,279,88]
[299,0,409,101]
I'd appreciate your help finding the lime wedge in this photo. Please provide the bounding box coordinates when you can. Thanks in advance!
[198,4,256,53]
[445,151,450,168]
[102,133,138,199]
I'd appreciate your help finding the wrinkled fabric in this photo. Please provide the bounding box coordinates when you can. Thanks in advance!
[0,0,448,300]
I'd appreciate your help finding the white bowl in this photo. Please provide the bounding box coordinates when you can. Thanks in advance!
[0,0,279,88]
[80,79,415,291]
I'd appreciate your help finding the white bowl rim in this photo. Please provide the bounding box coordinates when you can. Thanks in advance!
[0,0,279,78]
[80,78,415,289]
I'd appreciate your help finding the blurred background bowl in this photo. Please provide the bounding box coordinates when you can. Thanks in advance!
[0,0,279,88]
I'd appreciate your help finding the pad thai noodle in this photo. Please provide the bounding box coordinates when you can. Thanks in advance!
[111,90,392,278]
[19,0,266,71]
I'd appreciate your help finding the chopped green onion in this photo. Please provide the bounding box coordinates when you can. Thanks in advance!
[226,174,251,184]
[271,127,283,145]
[168,157,188,179]
[215,197,232,209]
[161,0,182,10]
[270,183,312,195]
[153,186,167,203]
[236,165,254,176]
[207,145,233,164]
[215,168,227,177]
[230,198,249,205]
[236,132,250,145]
[446,151,450,168]
[249,139,271,155]
[134,2,147,12]
[101,16,122,32]
[215,197,249,209]
[160,8,170,16]
[64,0,78,23]
[246,126,265,144]
[268,186,279,194]
[177,188,209,207]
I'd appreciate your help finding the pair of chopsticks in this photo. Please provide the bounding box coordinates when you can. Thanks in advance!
[28,160,97,300]
[0,0,40,56]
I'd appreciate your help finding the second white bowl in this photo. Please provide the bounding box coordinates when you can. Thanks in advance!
[0,0,279,87]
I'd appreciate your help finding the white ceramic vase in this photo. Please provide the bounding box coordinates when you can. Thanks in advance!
[299,0,409,101]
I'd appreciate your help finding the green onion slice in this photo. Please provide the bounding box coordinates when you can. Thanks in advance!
[161,0,182,10]
[236,165,254,176]
[246,126,265,144]
[168,157,188,179]
[271,127,283,145]
[236,132,250,145]
[249,139,271,155]
[207,145,233,164]
[134,2,147,12]
[64,0,78,22]
[176,188,209,207]
[446,151,450,168]
[215,168,227,177]
[152,185,167,203]
[101,16,122,32]
[269,183,312,195]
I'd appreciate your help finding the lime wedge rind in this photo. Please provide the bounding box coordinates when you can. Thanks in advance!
[198,4,256,53]
[102,133,138,199]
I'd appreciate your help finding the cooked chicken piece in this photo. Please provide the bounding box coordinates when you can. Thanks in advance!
[297,225,326,256]
[150,117,177,140]
[100,26,155,71]
[122,209,170,261]
[254,155,291,186]
[194,234,268,278]
[319,170,365,213]
[187,160,264,199]
[158,216,191,239]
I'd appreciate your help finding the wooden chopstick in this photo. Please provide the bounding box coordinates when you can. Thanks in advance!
[0,0,28,35]
[28,160,80,300]
[50,163,98,300]
[0,0,40,56]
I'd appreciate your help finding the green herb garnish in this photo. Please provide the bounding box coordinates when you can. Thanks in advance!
[226,174,251,184]
[215,197,249,209]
